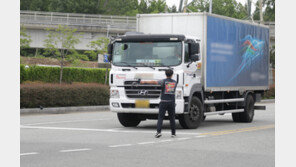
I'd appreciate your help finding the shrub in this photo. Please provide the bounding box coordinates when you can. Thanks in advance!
[21,65,109,84]
[20,82,109,108]
[20,65,27,83]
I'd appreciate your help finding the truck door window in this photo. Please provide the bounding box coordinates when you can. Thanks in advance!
[185,43,190,63]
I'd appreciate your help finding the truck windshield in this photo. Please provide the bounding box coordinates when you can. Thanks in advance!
[112,42,182,67]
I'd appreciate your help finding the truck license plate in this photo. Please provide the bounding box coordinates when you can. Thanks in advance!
[135,100,150,108]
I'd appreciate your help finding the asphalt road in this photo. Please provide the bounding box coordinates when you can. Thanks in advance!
[21,102,275,167]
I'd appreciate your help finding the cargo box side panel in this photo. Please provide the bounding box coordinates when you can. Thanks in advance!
[138,15,174,34]
[205,15,269,91]
[137,14,204,41]
[171,15,204,39]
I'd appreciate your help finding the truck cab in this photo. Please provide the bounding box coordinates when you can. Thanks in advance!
[108,34,203,128]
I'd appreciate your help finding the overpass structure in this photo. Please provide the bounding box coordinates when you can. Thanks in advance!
[21,11,275,51]
[20,11,137,50]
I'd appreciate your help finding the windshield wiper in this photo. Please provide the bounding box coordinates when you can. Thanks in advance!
[158,63,171,69]
[117,62,137,69]
[141,64,155,70]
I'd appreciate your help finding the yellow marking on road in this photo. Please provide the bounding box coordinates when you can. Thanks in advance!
[199,124,275,136]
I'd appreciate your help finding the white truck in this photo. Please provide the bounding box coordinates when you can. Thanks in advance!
[108,13,269,129]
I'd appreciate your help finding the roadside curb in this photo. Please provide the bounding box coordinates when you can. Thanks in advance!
[20,105,110,115]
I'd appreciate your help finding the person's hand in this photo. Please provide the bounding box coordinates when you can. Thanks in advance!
[132,79,141,86]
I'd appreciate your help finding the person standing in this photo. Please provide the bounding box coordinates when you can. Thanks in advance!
[140,69,177,138]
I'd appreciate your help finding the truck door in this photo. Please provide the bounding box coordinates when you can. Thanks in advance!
[183,41,201,96]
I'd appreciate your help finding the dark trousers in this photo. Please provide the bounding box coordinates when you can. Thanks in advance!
[157,101,176,135]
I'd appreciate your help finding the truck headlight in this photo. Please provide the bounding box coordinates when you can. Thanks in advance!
[112,102,120,108]
[110,90,119,98]
[176,90,182,99]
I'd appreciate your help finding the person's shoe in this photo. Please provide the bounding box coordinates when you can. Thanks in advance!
[155,133,162,138]
[171,134,176,138]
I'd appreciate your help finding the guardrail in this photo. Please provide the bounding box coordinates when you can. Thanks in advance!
[20,10,137,30]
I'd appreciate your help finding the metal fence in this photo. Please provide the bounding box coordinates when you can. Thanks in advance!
[20,10,137,31]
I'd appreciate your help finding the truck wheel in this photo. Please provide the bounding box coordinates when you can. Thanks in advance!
[240,94,255,122]
[179,96,203,129]
[202,116,206,121]
[232,112,241,122]
[117,113,141,127]
[232,94,255,122]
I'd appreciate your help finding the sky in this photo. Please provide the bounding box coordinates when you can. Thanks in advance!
[165,0,256,13]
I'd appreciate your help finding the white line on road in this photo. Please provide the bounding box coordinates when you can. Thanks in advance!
[20,152,39,156]
[20,125,199,135]
[138,141,156,145]
[158,139,173,143]
[22,118,112,126]
[176,137,191,141]
[60,148,91,153]
[109,144,132,148]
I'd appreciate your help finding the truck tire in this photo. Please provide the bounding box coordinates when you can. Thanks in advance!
[202,116,206,121]
[232,112,241,122]
[179,96,203,129]
[117,113,141,127]
[232,94,255,122]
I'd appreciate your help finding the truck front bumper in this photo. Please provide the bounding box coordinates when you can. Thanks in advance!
[110,98,184,114]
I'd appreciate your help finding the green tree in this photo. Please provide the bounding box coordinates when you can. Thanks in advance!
[20,26,32,50]
[85,37,110,84]
[264,0,275,21]
[139,0,149,13]
[43,25,81,84]
[168,5,177,13]
[148,0,167,13]
[187,0,248,19]
[102,0,139,16]
[85,37,110,61]
[20,0,51,11]
[253,0,275,22]
[187,0,208,12]
[253,1,260,20]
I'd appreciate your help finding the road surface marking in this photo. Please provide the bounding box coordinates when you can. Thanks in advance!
[109,144,132,148]
[20,125,198,135]
[20,152,38,156]
[200,125,275,136]
[60,148,91,153]
[108,125,274,148]
[22,118,112,126]
[158,139,173,143]
[211,125,275,136]
[138,141,156,145]
[176,137,191,141]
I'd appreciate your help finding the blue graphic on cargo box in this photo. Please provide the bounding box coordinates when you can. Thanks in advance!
[228,35,265,83]
[206,15,269,88]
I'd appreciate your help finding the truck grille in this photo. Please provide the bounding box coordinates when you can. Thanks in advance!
[124,81,161,99]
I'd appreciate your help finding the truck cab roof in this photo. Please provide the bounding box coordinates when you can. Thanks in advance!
[114,34,186,42]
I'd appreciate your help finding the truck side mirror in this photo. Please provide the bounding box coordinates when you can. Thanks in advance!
[189,43,200,61]
[190,54,200,62]
[107,44,113,62]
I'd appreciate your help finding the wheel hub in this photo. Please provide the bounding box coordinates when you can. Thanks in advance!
[189,104,200,121]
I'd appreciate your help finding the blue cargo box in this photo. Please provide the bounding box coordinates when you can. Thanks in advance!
[204,15,270,91]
